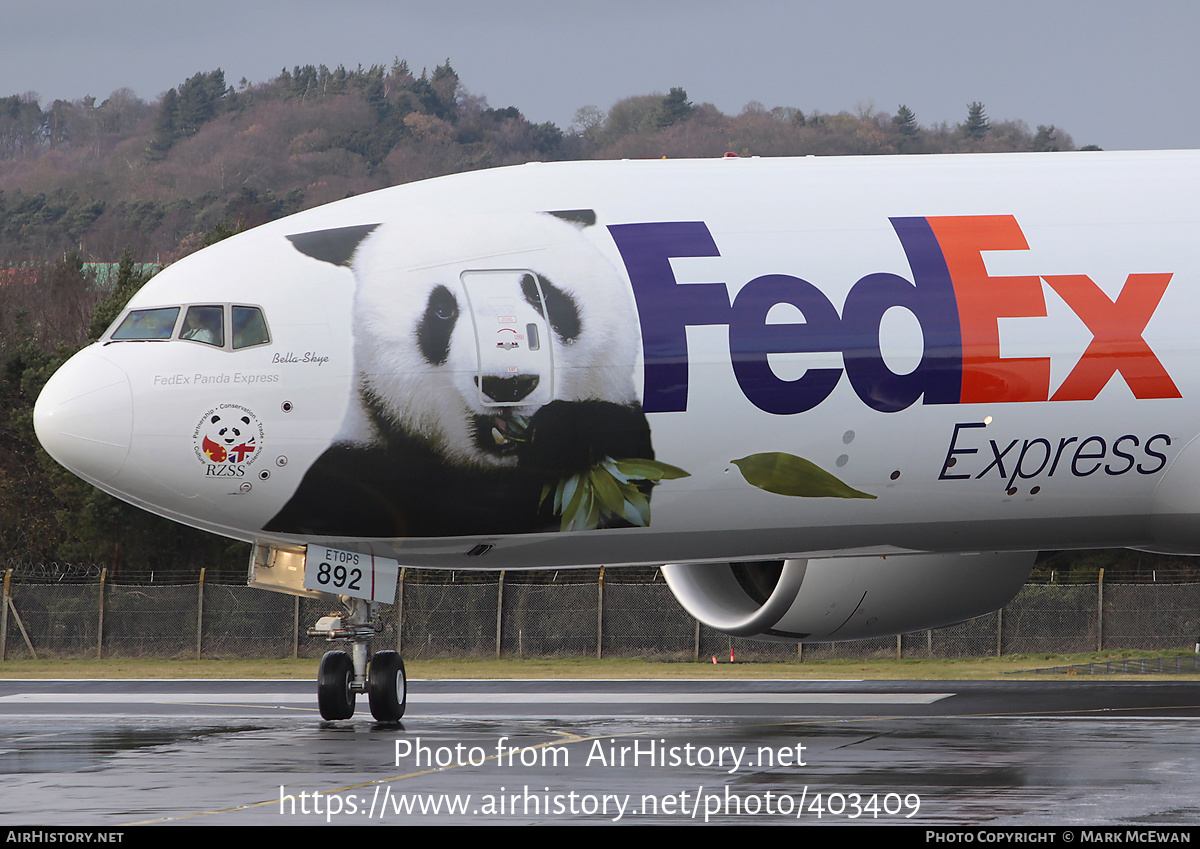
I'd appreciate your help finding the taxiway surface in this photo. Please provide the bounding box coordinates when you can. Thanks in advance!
[1,678,1197,825]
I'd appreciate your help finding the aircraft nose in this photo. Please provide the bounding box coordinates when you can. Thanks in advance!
[34,349,133,483]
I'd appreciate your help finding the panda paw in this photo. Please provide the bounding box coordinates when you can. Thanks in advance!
[517,400,653,474]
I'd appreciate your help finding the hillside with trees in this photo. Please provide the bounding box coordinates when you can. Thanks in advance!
[9,60,1178,583]
[0,63,1083,263]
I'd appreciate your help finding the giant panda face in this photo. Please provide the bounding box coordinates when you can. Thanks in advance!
[407,271,585,464]
[309,211,641,468]
[202,413,252,446]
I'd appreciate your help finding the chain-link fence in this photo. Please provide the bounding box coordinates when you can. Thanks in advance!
[1,568,1197,661]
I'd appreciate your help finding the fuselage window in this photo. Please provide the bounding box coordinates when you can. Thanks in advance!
[110,307,180,341]
[180,305,225,347]
[232,305,270,349]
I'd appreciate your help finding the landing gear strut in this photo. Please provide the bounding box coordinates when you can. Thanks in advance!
[310,595,406,721]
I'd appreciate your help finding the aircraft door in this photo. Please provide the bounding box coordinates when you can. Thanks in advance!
[461,270,554,407]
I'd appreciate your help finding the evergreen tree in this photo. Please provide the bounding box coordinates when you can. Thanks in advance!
[658,87,693,128]
[1031,124,1060,152]
[176,70,227,137]
[146,88,179,160]
[963,101,989,141]
[429,60,460,121]
[360,71,388,119]
[530,121,565,156]
[893,104,918,136]
[88,247,151,342]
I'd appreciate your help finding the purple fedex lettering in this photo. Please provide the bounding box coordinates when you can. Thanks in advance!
[845,218,963,411]
[728,273,842,414]
[606,222,728,413]
[609,219,964,414]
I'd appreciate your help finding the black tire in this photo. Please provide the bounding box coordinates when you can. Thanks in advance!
[317,650,355,720]
[368,651,406,722]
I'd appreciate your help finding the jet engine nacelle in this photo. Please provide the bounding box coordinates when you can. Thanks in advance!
[662,552,1035,642]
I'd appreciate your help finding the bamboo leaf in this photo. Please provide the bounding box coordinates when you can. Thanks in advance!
[564,486,597,532]
[582,486,602,530]
[560,473,581,515]
[603,457,635,484]
[560,473,586,528]
[731,452,876,499]
[589,465,626,515]
[612,458,691,481]
[622,485,652,526]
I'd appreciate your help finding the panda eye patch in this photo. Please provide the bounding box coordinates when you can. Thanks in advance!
[521,274,545,318]
[536,274,581,343]
[417,285,459,365]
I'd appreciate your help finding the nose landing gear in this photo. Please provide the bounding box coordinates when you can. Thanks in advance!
[311,596,406,721]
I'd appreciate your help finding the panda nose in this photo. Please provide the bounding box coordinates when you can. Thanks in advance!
[478,374,540,404]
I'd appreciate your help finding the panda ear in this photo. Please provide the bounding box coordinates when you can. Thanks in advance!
[544,209,597,228]
[286,224,380,266]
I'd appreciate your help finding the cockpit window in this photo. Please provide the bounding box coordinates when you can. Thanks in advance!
[232,306,270,349]
[107,303,271,350]
[180,305,224,347]
[110,307,180,340]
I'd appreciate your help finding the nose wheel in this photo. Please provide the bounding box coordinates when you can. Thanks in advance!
[317,650,355,719]
[368,651,407,721]
[311,597,406,722]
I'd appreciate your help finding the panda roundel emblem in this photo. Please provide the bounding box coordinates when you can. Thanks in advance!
[193,404,264,476]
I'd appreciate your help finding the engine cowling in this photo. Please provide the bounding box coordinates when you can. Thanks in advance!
[662,552,1035,642]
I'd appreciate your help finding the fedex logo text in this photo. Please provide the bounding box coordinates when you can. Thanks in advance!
[608,216,1180,415]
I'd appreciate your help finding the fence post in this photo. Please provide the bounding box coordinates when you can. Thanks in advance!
[995,608,1003,657]
[597,567,604,660]
[1097,568,1105,651]
[97,568,107,659]
[196,568,205,659]
[5,586,35,660]
[496,570,505,660]
[693,619,700,662]
[1,569,9,660]
[290,595,299,658]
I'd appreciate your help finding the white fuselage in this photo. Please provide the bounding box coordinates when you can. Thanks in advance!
[32,152,1200,569]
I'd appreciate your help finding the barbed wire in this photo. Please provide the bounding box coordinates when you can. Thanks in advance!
[1,560,104,582]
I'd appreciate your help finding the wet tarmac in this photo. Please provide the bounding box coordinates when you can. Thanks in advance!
[0,678,1198,825]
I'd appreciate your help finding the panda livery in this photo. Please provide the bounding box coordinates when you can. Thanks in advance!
[201,413,251,457]
[197,409,259,465]
[264,210,655,538]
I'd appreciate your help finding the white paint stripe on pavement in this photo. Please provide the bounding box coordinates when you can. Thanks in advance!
[0,691,953,705]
